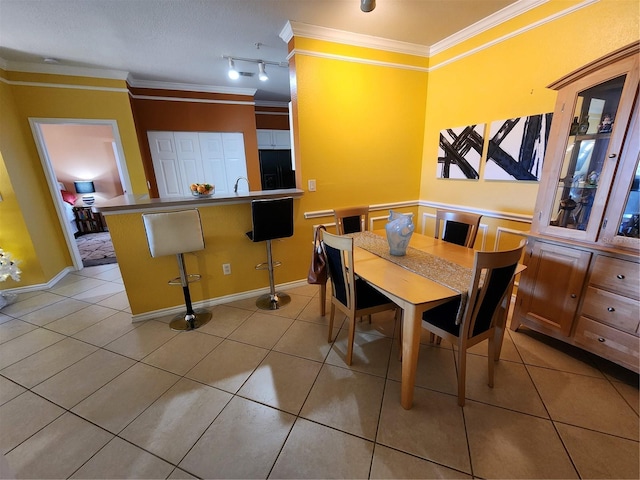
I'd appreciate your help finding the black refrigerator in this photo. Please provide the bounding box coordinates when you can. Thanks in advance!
[259,149,296,190]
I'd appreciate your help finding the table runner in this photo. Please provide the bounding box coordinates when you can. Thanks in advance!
[350,231,472,324]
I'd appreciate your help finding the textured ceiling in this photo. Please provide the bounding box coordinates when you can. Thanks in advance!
[0,0,519,103]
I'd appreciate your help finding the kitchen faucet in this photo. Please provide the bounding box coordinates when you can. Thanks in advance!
[234,176,250,193]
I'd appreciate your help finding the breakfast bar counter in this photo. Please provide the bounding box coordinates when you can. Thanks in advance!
[94,188,304,215]
[91,188,307,320]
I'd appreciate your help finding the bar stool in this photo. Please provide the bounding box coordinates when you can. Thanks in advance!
[246,197,294,310]
[142,209,212,331]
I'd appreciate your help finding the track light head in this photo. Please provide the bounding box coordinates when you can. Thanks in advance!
[227,58,239,80]
[258,62,268,81]
[361,0,375,12]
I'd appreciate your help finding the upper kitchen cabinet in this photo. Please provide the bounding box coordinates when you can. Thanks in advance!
[257,129,291,150]
[532,42,639,251]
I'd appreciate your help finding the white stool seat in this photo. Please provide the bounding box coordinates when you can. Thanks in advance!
[142,209,211,331]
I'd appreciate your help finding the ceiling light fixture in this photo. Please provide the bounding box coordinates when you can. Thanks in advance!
[360,0,376,12]
[227,58,239,80]
[222,55,287,82]
[258,62,268,81]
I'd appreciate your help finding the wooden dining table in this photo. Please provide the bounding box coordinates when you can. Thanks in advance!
[351,229,521,409]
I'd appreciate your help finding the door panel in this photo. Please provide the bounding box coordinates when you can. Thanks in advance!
[148,131,182,198]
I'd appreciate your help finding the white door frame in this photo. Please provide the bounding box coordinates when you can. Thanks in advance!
[28,118,132,270]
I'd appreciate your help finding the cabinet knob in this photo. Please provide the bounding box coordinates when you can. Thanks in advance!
[607,307,615,312]
[616,274,625,279]
[608,153,617,158]
[570,293,577,298]
[598,337,606,343]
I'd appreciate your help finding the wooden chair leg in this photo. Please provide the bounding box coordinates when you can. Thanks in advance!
[327,303,336,343]
[320,282,327,316]
[457,348,467,407]
[346,315,356,365]
[396,308,403,361]
[487,336,495,388]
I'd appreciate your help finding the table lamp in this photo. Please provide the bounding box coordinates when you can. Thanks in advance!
[74,181,96,205]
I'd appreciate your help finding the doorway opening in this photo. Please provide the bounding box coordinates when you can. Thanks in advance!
[29,118,132,269]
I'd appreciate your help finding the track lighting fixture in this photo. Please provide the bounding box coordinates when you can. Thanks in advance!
[258,62,268,81]
[361,0,376,12]
[222,55,287,82]
[227,58,239,80]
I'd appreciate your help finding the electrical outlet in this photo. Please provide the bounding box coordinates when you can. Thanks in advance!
[222,263,231,275]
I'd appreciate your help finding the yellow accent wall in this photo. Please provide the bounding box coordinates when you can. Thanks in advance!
[420,0,639,216]
[292,38,428,212]
[0,71,146,286]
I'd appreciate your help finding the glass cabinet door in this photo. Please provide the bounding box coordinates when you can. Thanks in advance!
[547,74,626,233]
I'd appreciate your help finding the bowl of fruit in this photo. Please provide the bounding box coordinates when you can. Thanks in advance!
[190,183,215,197]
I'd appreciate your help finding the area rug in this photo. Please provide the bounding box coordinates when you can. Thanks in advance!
[76,232,117,267]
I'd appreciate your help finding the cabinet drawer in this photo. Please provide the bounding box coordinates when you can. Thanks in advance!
[581,286,640,334]
[574,317,639,371]
[589,256,639,300]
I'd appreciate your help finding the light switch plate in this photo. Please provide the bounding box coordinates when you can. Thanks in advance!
[308,179,316,191]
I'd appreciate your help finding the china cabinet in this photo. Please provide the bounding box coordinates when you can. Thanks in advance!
[512,43,639,372]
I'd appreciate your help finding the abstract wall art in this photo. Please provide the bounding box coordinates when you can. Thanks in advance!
[437,124,484,179]
[485,113,553,181]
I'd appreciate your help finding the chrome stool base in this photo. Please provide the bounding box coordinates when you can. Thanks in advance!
[170,308,212,331]
[256,292,291,310]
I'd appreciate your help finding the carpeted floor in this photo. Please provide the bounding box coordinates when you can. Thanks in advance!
[76,231,117,267]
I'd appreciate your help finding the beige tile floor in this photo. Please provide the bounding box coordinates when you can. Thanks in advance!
[0,263,638,479]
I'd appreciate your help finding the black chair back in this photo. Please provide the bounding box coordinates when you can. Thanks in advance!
[470,263,518,336]
[249,197,294,242]
[324,243,348,307]
[443,221,471,247]
[342,216,363,234]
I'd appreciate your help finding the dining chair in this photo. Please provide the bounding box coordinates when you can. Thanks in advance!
[419,242,525,406]
[333,206,369,235]
[434,209,482,248]
[321,230,398,365]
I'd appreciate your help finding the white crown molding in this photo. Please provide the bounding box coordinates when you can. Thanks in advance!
[0,58,129,80]
[283,21,429,57]
[127,77,256,96]
[0,75,128,92]
[429,0,549,56]
[289,49,429,73]
[429,0,599,71]
[128,93,255,106]
[282,1,550,58]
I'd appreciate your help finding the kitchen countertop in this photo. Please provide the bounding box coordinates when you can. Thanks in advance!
[93,188,304,215]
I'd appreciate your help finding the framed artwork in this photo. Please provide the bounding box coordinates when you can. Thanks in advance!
[437,124,484,179]
[486,113,553,181]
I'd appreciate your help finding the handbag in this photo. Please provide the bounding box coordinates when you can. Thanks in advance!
[307,225,327,285]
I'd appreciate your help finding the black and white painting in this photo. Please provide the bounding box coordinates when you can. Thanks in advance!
[437,124,484,179]
[486,113,553,181]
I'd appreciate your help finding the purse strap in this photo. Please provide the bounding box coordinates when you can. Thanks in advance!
[314,225,327,249]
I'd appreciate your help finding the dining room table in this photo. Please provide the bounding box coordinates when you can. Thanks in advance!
[350,229,524,409]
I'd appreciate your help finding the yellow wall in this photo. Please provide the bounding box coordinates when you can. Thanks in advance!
[420,0,639,217]
[1,75,56,285]
[0,71,146,286]
[292,39,428,213]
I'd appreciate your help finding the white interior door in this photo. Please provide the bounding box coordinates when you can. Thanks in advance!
[149,131,248,198]
[148,131,183,198]
[222,133,249,193]
[174,132,204,196]
[198,133,229,194]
